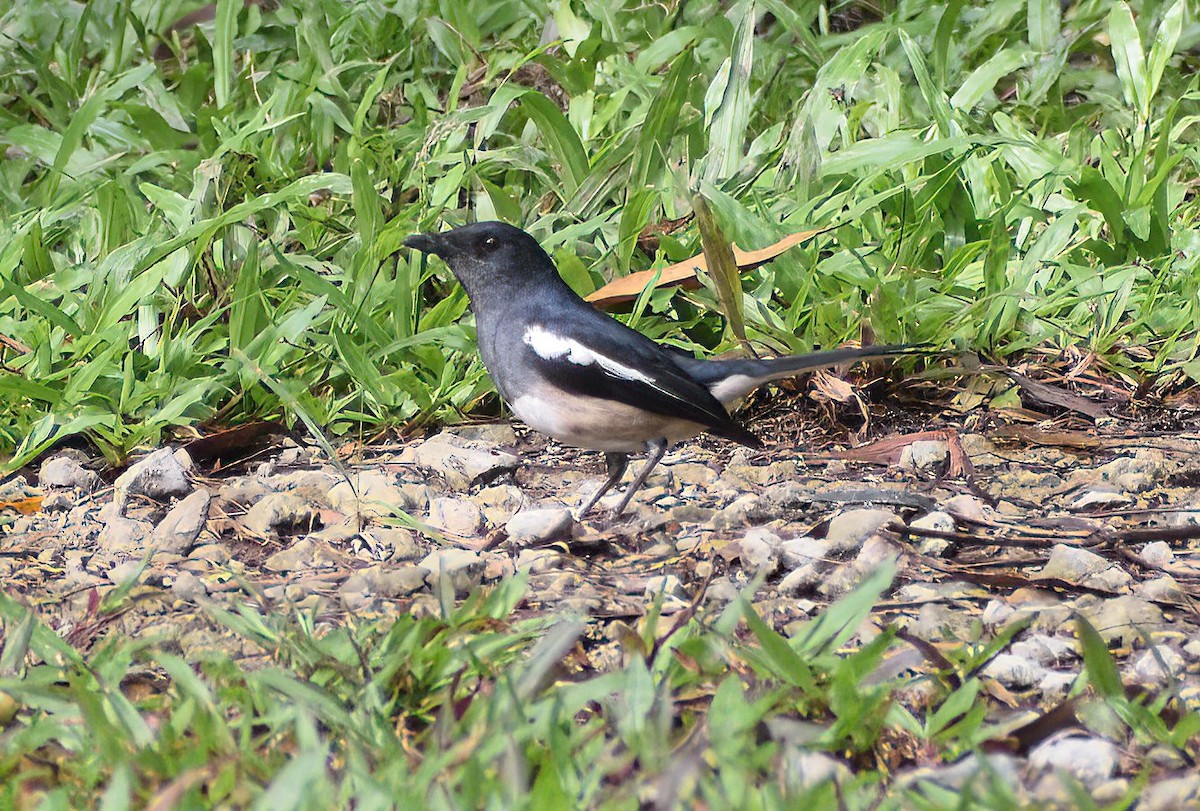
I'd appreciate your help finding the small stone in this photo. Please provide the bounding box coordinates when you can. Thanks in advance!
[1141,775,1200,811]
[188,543,231,565]
[484,553,515,580]
[644,574,685,601]
[911,510,956,532]
[1076,595,1163,644]
[448,423,518,445]
[779,563,827,596]
[264,538,347,572]
[710,494,761,530]
[427,497,484,536]
[1070,487,1132,510]
[420,549,484,593]
[780,751,850,793]
[244,492,322,536]
[899,440,949,472]
[359,564,429,597]
[310,517,360,545]
[909,601,975,642]
[150,489,210,554]
[39,455,99,490]
[1137,575,1185,602]
[1028,735,1119,789]
[734,527,781,573]
[1131,645,1185,684]
[42,492,74,511]
[671,462,717,487]
[817,562,869,598]
[474,484,527,525]
[113,448,192,512]
[98,515,152,552]
[942,494,989,523]
[916,537,952,557]
[960,434,1003,467]
[1183,638,1200,662]
[362,526,422,561]
[170,570,209,601]
[981,653,1044,689]
[896,752,1020,794]
[1011,634,1075,667]
[706,577,740,604]
[824,509,897,553]
[854,534,898,570]
[217,477,272,507]
[328,470,421,519]
[1036,544,1131,591]
[1140,541,1173,568]
[667,503,716,524]
[506,508,574,545]
[400,431,519,490]
[980,599,1015,627]
[1037,671,1077,695]
[516,548,564,574]
[778,537,828,570]
[106,560,145,585]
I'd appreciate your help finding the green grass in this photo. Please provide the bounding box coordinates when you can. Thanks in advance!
[2,569,1194,808]
[2,0,1200,466]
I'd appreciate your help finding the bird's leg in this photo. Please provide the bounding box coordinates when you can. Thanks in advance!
[578,452,629,517]
[611,438,668,516]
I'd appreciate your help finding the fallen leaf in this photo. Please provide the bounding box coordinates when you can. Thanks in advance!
[0,497,42,515]
[585,227,826,308]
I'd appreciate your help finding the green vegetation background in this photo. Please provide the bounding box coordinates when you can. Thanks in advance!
[4,0,1199,469]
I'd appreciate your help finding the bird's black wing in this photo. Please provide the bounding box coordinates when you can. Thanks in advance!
[521,313,760,447]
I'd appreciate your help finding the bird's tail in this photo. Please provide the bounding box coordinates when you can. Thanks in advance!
[676,344,917,407]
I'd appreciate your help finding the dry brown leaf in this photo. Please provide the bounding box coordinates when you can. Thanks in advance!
[0,497,43,515]
[585,228,824,308]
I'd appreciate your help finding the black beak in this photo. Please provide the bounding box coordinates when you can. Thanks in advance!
[404,232,449,258]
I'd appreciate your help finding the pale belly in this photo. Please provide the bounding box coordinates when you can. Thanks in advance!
[509,389,706,452]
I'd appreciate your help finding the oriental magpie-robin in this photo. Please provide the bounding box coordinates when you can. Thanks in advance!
[405,221,910,517]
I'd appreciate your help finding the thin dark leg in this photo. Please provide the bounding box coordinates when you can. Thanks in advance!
[611,438,668,516]
[578,452,629,517]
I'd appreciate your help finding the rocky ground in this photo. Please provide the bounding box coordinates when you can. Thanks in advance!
[3,414,1200,806]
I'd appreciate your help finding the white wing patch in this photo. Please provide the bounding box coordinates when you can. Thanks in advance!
[707,373,759,406]
[523,324,654,385]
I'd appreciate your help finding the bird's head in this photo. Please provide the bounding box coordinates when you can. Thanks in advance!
[404,221,555,301]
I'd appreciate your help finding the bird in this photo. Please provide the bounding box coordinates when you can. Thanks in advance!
[404,221,912,517]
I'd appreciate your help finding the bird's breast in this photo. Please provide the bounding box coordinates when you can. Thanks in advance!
[508,382,705,452]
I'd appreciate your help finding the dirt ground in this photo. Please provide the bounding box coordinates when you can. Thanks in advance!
[3,392,1200,802]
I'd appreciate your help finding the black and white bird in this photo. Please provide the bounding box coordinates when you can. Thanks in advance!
[405,221,911,517]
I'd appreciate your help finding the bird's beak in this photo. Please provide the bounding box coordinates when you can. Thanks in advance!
[404,232,450,258]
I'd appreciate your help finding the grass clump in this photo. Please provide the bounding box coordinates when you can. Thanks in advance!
[2,0,1199,465]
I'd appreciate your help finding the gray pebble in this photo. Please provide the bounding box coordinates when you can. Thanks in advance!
[420,549,484,593]
[98,515,152,552]
[113,448,192,512]
[1131,645,1185,684]
[400,431,518,490]
[426,497,484,537]
[899,440,949,472]
[506,508,574,545]
[151,489,210,554]
[981,653,1045,689]
[39,455,99,490]
[1036,544,1131,591]
[1139,541,1174,568]
[825,509,897,553]
[244,492,321,536]
[1028,735,1119,789]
